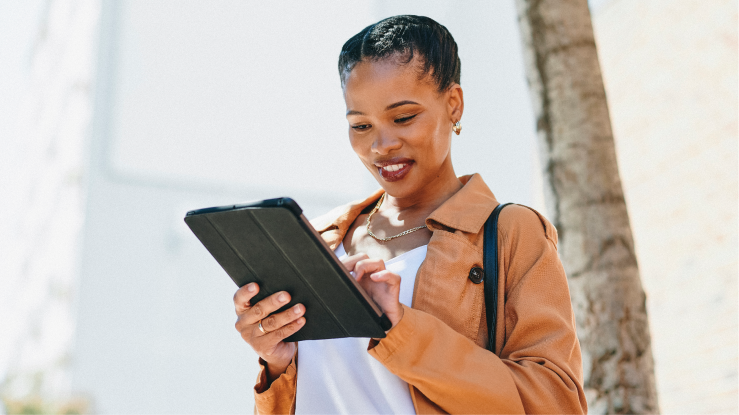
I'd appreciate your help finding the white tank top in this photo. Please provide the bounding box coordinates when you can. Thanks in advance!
[295,242,427,415]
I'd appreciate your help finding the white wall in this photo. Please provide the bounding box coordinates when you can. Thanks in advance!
[69,1,538,413]
[592,0,738,412]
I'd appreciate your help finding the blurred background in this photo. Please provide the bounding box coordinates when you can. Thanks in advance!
[0,0,735,413]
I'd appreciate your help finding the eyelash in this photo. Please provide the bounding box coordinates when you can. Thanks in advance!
[395,114,417,123]
[351,114,417,131]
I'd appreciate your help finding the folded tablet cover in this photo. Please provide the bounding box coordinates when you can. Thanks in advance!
[184,198,390,342]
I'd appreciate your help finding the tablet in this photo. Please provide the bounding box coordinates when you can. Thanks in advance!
[184,197,392,341]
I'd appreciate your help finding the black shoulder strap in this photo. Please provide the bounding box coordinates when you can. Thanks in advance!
[483,202,512,353]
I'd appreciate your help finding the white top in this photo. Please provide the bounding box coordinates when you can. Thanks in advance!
[295,242,428,415]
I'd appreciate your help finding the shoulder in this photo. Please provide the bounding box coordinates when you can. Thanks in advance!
[309,190,383,233]
[496,205,567,300]
[308,203,356,251]
[497,204,558,248]
[309,203,350,233]
[308,190,384,250]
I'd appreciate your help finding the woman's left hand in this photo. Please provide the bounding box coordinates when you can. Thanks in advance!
[342,253,404,329]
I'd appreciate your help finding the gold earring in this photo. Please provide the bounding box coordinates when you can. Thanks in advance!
[452,121,462,135]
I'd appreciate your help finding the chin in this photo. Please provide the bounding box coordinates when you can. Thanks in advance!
[375,176,422,199]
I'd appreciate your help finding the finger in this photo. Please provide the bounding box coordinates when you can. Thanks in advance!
[242,290,292,325]
[259,317,307,350]
[258,303,305,334]
[354,258,386,281]
[341,253,369,272]
[234,283,260,314]
[370,270,401,285]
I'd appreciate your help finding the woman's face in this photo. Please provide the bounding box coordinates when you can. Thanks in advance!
[343,57,463,200]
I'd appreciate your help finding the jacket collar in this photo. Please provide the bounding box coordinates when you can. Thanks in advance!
[311,173,499,240]
[426,173,499,234]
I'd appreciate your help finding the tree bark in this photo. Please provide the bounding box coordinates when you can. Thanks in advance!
[515,0,659,413]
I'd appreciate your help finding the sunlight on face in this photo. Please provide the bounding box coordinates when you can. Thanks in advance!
[343,57,463,201]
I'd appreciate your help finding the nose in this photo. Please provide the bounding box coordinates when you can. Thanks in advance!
[371,130,402,155]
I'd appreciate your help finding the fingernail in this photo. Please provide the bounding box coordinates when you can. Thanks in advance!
[247,283,256,292]
[297,317,305,325]
[293,305,301,314]
[279,293,287,302]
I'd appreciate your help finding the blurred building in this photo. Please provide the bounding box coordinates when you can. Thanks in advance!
[0,0,736,414]
[0,1,98,413]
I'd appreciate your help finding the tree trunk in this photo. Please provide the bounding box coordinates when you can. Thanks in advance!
[514,0,659,413]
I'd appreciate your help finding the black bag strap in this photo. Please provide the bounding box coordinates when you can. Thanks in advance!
[483,202,512,353]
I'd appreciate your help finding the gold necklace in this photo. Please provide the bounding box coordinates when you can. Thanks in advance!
[366,193,428,242]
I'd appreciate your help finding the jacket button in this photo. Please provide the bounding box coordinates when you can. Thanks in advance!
[468,267,484,284]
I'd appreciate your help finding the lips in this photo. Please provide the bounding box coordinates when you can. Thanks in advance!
[375,158,414,182]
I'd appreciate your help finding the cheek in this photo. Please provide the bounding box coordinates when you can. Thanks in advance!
[348,133,370,161]
[416,119,451,163]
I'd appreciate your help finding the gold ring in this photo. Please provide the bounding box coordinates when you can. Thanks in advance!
[258,320,268,335]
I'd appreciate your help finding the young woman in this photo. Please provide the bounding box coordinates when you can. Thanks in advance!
[233,15,587,414]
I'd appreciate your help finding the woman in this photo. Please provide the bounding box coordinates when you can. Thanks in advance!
[233,15,587,414]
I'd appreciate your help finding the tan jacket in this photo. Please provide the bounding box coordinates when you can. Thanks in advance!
[254,174,587,414]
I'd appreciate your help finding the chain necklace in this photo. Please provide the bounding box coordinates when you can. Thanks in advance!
[366,193,428,242]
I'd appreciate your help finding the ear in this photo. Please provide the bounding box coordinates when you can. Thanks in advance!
[446,84,464,124]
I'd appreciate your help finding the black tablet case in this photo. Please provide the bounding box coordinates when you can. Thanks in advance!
[184,198,391,342]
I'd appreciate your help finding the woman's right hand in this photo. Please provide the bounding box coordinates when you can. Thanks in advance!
[233,282,306,383]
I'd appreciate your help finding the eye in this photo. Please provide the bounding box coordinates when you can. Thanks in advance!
[351,123,371,131]
[395,114,417,124]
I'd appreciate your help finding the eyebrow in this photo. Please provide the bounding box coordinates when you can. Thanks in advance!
[346,100,420,116]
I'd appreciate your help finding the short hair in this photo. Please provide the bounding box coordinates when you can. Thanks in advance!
[338,15,461,92]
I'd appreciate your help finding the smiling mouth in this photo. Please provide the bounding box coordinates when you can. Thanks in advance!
[381,163,407,172]
[375,160,413,182]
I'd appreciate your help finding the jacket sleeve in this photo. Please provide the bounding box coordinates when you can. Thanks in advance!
[253,354,297,415]
[367,206,587,414]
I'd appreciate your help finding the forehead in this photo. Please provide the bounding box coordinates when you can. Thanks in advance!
[343,58,438,111]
